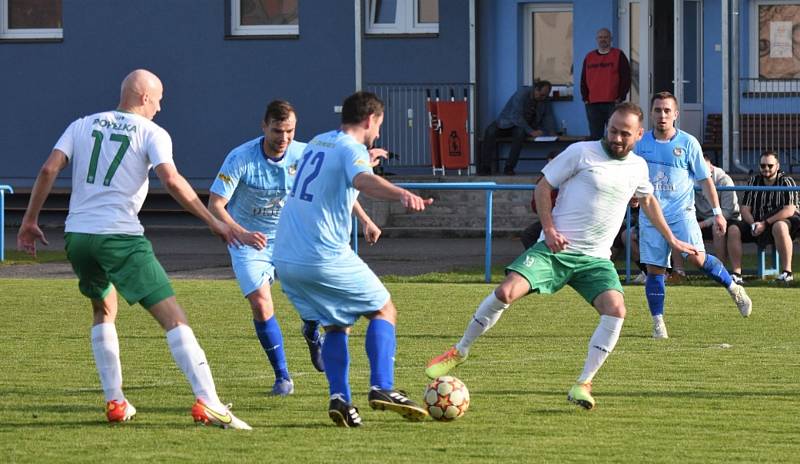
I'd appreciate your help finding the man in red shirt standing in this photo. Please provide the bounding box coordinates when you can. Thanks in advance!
[581,28,631,140]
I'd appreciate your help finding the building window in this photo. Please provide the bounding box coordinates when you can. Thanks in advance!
[366,0,439,35]
[231,0,299,36]
[748,1,800,83]
[523,3,573,93]
[0,0,62,40]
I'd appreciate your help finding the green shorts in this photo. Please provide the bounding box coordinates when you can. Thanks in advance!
[506,241,623,305]
[64,233,174,308]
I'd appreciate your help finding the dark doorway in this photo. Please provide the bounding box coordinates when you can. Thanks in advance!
[652,0,674,95]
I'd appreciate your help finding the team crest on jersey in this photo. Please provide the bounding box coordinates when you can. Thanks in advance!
[217,173,233,184]
[673,147,684,157]
[524,255,535,267]
[288,163,298,176]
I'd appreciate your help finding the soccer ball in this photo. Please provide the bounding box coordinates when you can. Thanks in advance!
[423,376,470,421]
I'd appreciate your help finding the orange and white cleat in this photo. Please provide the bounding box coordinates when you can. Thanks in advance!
[106,399,137,423]
[191,399,252,430]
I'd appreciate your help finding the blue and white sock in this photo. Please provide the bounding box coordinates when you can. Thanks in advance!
[701,254,734,289]
[645,274,666,317]
[322,331,351,402]
[366,319,395,390]
[253,318,290,381]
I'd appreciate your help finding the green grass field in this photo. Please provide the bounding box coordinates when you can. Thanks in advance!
[1,278,798,463]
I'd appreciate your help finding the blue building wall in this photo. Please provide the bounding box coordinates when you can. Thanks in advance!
[0,0,470,188]
[477,0,617,136]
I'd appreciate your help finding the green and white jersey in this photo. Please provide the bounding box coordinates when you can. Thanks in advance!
[542,140,653,259]
[55,110,174,235]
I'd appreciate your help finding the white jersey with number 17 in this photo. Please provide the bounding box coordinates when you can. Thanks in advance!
[54,110,174,235]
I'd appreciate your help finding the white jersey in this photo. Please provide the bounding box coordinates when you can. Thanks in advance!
[55,110,174,235]
[542,141,653,259]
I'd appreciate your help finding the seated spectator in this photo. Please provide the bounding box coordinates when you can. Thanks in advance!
[672,153,741,280]
[726,151,800,283]
[478,80,556,176]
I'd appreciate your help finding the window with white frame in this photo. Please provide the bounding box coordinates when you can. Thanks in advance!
[748,0,800,83]
[367,0,438,35]
[231,0,299,36]
[0,0,62,40]
[523,3,573,92]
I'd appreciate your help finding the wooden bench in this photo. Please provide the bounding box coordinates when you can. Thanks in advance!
[486,135,589,173]
[702,113,800,170]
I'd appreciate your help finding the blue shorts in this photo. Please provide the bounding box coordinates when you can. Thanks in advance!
[640,217,705,268]
[229,243,275,297]
[274,252,390,327]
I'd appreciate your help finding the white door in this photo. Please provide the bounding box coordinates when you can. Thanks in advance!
[619,0,650,127]
[675,0,703,137]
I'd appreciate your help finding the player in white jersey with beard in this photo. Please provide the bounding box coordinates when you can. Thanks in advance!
[17,69,251,429]
[426,103,697,410]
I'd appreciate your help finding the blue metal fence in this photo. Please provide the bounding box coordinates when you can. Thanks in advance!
[1,185,14,261]
[351,182,800,283]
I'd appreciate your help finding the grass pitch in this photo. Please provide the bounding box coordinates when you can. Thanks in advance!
[0,278,798,463]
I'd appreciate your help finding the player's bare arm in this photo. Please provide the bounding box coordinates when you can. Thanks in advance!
[534,177,568,253]
[155,163,239,246]
[207,193,266,249]
[639,193,698,255]
[352,199,381,245]
[352,172,433,212]
[699,177,727,236]
[17,149,68,256]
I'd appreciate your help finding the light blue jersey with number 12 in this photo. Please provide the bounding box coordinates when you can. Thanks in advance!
[273,130,374,264]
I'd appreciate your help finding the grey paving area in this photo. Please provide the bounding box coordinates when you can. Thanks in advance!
[1,226,526,279]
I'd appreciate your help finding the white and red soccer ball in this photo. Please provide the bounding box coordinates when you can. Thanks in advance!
[423,375,470,421]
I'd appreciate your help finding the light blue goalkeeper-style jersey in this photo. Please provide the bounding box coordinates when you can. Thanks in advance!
[209,137,306,238]
[272,130,373,264]
[636,129,709,224]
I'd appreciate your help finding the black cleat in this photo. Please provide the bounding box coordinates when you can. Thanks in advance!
[328,396,362,428]
[302,321,325,372]
[367,388,428,421]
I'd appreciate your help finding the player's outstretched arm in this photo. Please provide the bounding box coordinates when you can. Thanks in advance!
[352,172,433,212]
[155,163,238,246]
[353,199,381,245]
[535,177,568,252]
[17,150,68,257]
[699,177,727,236]
[639,193,698,256]
[208,193,266,249]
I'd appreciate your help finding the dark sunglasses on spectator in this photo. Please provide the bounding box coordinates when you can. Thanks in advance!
[760,163,775,168]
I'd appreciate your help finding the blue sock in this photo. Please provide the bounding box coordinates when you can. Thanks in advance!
[253,318,290,380]
[645,274,666,317]
[701,254,733,287]
[322,331,351,402]
[365,319,396,390]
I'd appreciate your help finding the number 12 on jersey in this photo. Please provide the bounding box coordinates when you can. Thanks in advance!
[292,151,325,202]
[86,130,130,186]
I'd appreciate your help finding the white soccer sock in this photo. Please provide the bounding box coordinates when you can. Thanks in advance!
[166,325,223,409]
[652,314,664,324]
[577,315,624,384]
[91,323,124,402]
[455,292,509,355]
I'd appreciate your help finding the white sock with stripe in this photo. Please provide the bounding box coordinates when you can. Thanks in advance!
[455,292,509,356]
[166,325,223,409]
[577,315,624,384]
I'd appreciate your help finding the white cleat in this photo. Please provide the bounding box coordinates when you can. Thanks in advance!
[652,317,669,339]
[191,399,252,430]
[729,284,752,317]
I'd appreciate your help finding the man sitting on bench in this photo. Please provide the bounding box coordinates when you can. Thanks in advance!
[726,151,800,283]
[478,80,556,176]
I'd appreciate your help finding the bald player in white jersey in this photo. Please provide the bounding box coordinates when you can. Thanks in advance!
[17,69,251,429]
[426,103,697,410]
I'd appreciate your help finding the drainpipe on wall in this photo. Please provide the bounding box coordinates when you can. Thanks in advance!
[355,0,362,91]
[469,0,476,174]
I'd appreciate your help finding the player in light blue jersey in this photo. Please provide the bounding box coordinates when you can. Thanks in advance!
[209,101,329,396]
[636,92,751,339]
[273,91,433,427]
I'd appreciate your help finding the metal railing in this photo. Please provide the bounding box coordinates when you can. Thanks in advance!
[365,83,474,169]
[738,79,800,171]
[1,185,14,261]
[350,183,800,283]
